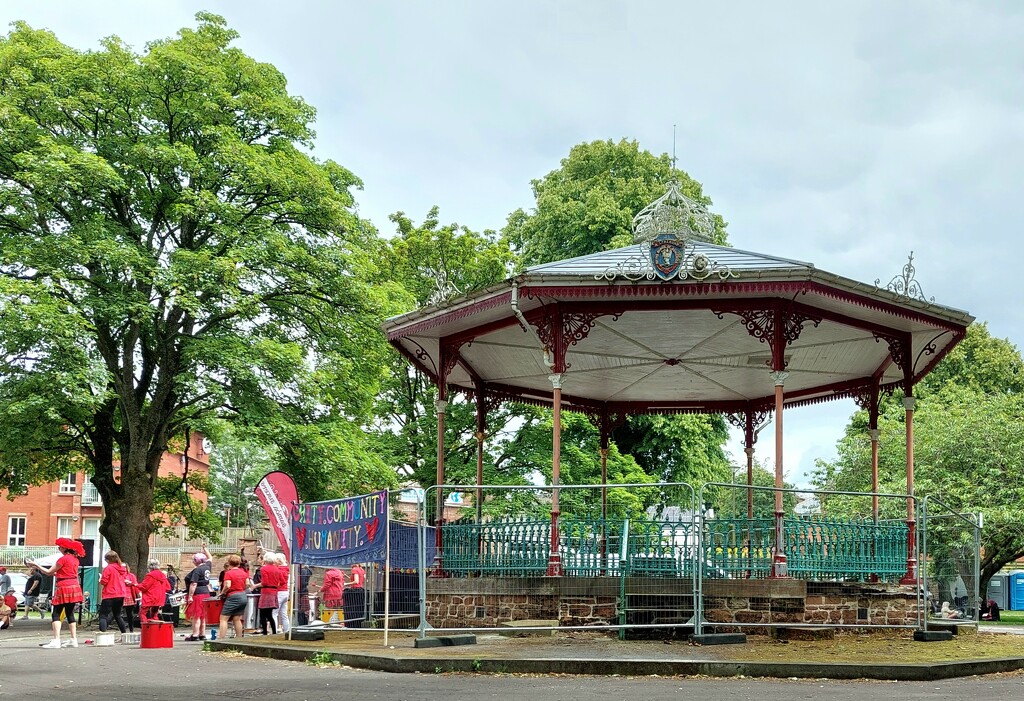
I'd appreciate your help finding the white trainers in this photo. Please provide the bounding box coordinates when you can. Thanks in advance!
[40,639,61,649]
[61,639,78,648]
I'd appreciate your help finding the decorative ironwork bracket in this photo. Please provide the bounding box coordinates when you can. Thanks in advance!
[875,252,934,304]
[531,308,620,373]
[725,409,772,446]
[714,307,822,368]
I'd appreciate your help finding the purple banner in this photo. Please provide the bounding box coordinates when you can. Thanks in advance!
[290,490,388,567]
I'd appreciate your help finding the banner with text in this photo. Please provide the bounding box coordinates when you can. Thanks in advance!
[291,490,389,568]
[253,471,298,561]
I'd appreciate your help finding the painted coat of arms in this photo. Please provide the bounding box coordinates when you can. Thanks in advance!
[650,233,684,280]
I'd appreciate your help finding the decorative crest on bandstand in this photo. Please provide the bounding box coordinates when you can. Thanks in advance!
[875,252,934,304]
[425,266,462,307]
[596,179,736,283]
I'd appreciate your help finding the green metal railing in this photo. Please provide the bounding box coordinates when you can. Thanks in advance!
[442,514,908,582]
[702,516,908,580]
[703,517,775,578]
[785,515,908,581]
[441,518,550,576]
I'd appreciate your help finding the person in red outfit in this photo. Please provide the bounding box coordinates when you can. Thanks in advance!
[31,537,85,648]
[342,563,366,628]
[321,569,345,610]
[184,546,213,641]
[0,589,17,629]
[123,564,140,633]
[98,550,128,635]
[218,554,253,640]
[254,552,282,634]
[138,559,171,623]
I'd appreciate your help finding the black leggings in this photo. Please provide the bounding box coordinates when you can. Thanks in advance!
[98,597,127,633]
[122,604,138,632]
[51,602,77,623]
[259,607,277,634]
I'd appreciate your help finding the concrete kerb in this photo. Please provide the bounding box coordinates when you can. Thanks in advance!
[207,639,1024,681]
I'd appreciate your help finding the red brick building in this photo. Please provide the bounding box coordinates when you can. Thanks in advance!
[1,433,211,564]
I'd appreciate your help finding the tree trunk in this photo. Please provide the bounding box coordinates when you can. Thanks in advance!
[96,459,157,575]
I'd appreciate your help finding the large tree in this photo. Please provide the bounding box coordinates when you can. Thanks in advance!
[502,139,733,489]
[0,15,398,571]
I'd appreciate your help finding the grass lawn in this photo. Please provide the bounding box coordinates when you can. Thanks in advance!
[719,631,1024,664]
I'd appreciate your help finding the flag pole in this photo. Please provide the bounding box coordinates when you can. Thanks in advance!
[384,489,391,647]
[287,500,296,642]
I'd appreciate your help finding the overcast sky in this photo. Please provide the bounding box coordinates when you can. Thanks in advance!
[9,1,1023,486]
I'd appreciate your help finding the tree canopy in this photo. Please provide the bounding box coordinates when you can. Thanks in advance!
[0,14,399,571]
[504,138,728,267]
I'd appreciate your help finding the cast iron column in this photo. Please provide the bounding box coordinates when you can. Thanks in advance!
[547,373,563,576]
[769,370,789,578]
[900,396,918,585]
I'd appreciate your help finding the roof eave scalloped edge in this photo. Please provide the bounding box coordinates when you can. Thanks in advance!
[381,281,512,329]
[522,268,974,324]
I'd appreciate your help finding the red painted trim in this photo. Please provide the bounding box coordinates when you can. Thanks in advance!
[386,291,512,340]
[520,281,967,331]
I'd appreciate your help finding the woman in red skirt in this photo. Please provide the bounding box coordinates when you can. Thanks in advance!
[32,538,85,648]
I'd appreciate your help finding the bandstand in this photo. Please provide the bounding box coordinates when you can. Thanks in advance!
[383,179,974,634]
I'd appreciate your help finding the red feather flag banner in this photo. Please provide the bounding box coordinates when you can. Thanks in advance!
[253,471,298,561]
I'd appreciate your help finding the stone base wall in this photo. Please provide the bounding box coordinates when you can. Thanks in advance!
[426,577,921,631]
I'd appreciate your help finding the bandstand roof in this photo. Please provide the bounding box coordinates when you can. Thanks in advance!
[383,183,973,417]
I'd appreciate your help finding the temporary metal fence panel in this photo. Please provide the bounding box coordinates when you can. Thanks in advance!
[419,482,698,637]
[920,496,981,630]
[417,482,927,638]
[696,482,920,634]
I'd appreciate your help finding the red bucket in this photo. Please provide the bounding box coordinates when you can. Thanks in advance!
[205,597,224,626]
[140,621,173,649]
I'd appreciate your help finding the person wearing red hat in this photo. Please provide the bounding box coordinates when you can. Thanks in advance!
[30,539,85,648]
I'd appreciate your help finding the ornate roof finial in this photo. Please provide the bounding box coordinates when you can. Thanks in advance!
[424,266,462,307]
[631,179,716,244]
[875,251,934,304]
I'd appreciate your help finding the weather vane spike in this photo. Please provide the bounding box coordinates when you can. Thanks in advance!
[671,124,677,171]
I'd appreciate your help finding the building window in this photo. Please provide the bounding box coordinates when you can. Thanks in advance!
[7,516,26,546]
[59,473,77,494]
[57,517,74,538]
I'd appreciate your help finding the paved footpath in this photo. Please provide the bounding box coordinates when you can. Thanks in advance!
[4,618,1024,700]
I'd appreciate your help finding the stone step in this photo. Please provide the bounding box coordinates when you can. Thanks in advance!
[772,626,836,641]
[497,619,559,636]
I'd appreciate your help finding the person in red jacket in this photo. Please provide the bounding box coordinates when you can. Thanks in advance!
[138,559,171,623]
[98,550,129,635]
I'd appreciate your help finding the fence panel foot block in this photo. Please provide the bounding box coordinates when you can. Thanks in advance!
[914,630,954,642]
[414,634,478,648]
